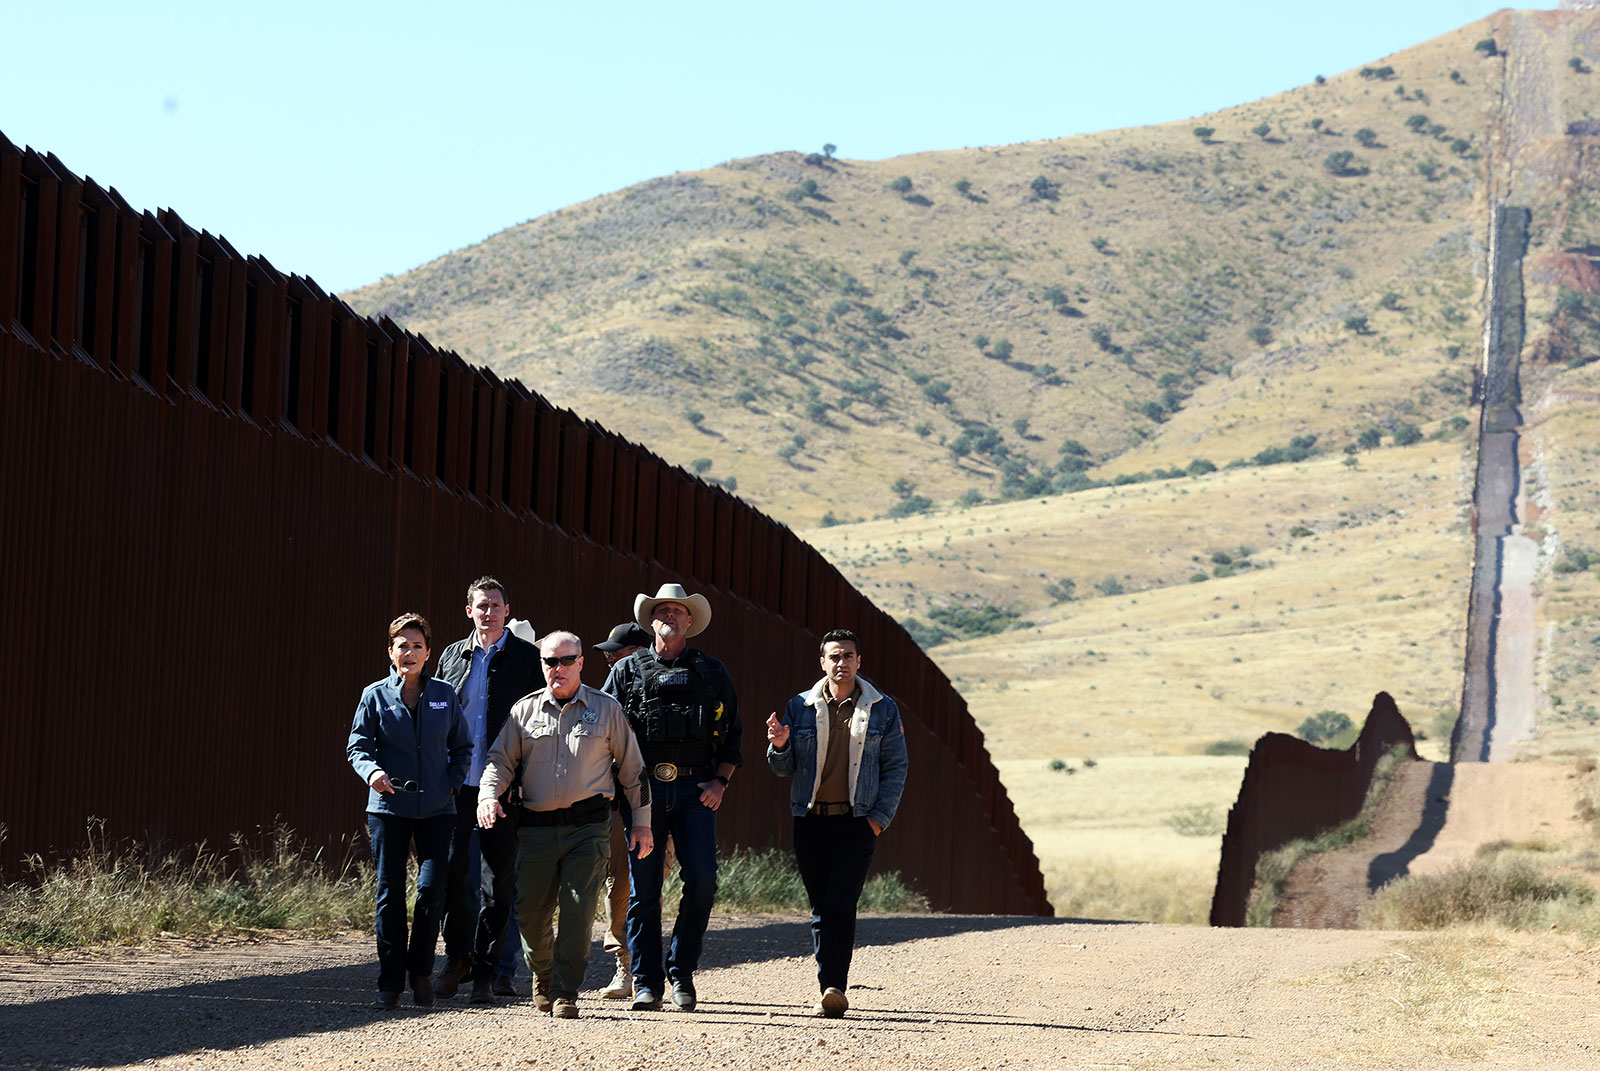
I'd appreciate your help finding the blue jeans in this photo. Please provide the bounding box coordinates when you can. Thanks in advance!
[623,777,718,991]
[367,811,453,994]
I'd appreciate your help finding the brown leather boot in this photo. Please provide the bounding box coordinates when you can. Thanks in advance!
[432,956,471,999]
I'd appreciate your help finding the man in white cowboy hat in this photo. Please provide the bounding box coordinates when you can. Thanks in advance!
[602,582,742,1012]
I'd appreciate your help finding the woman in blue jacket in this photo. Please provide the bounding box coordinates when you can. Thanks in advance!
[347,613,472,1009]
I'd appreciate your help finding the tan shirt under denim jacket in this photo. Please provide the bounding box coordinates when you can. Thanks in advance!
[480,683,652,827]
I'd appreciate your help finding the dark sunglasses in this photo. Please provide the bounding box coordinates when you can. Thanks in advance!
[542,654,580,667]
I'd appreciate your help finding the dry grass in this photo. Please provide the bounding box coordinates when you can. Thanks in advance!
[1362,839,1600,934]
[996,757,1246,922]
[1332,928,1541,1061]
[817,440,1472,760]
[0,821,374,952]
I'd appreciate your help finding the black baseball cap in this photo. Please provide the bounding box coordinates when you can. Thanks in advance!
[595,622,651,651]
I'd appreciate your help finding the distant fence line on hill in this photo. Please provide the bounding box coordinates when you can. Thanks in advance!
[0,131,1050,915]
[1210,692,1419,927]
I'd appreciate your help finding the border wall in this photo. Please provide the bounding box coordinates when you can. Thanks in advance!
[1209,692,1418,926]
[1454,203,1531,762]
[0,133,1050,915]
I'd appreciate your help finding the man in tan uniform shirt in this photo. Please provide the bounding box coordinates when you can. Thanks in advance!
[479,631,654,1019]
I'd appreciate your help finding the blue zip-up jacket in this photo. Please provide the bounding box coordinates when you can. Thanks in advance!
[347,670,472,819]
[767,676,908,831]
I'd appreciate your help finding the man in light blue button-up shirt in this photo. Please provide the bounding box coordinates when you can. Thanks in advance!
[431,577,542,1004]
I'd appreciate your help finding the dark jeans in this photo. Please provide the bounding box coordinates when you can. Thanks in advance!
[442,786,521,979]
[793,814,878,993]
[367,811,453,994]
[471,809,524,983]
[441,785,482,958]
[623,777,717,991]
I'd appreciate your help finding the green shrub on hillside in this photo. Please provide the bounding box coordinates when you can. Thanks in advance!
[1296,710,1354,746]
[1392,422,1423,446]
[1044,576,1076,603]
[1324,151,1362,177]
[1554,548,1595,574]
[927,602,1031,638]
[885,494,933,518]
[900,617,953,649]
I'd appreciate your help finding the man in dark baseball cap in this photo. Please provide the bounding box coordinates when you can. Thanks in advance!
[595,622,651,662]
[590,620,652,998]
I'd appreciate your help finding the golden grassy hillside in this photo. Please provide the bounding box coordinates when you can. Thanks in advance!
[346,20,1500,530]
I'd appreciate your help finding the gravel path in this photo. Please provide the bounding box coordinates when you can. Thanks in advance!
[3,913,1597,1070]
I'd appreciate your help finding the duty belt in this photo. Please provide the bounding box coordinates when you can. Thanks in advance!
[517,794,610,827]
[651,762,713,782]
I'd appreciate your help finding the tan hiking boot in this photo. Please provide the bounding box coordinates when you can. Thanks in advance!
[815,987,848,1018]
[533,976,553,1014]
[552,997,579,1019]
[601,955,632,1000]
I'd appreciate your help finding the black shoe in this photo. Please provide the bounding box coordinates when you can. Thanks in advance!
[469,979,495,1004]
[631,987,662,1011]
[375,990,400,1010]
[670,976,697,1011]
[493,974,517,997]
[411,973,436,1008]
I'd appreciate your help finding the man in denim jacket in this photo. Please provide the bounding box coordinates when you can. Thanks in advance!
[767,628,908,1018]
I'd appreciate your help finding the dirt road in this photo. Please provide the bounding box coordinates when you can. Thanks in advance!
[2,913,1597,1070]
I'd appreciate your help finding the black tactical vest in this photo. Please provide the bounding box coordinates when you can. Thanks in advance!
[630,649,727,759]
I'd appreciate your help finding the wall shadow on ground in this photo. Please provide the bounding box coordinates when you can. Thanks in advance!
[0,915,1109,1066]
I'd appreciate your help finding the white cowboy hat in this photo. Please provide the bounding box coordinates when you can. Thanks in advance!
[634,583,712,637]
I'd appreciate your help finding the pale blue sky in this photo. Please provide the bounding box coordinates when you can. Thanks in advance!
[3,1,1531,293]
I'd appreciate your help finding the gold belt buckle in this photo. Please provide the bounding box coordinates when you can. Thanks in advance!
[652,762,679,782]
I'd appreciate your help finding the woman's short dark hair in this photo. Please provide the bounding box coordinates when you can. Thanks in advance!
[388,612,432,646]
[819,628,858,654]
